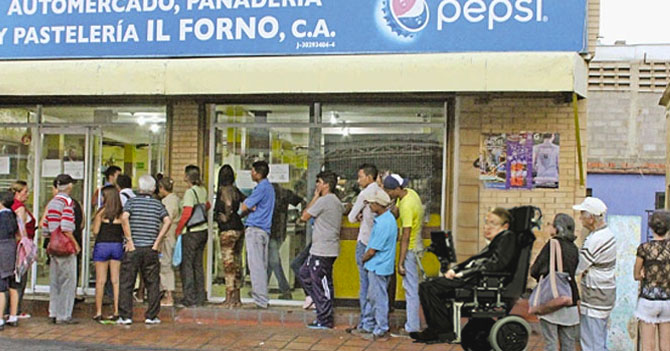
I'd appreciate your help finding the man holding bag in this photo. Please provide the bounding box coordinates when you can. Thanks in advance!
[43,174,81,324]
[529,214,580,351]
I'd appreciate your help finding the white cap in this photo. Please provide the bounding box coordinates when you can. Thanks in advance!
[573,197,607,216]
[363,188,392,207]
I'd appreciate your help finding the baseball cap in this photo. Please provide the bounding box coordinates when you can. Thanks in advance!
[383,174,408,190]
[364,189,392,207]
[54,174,76,188]
[572,197,607,216]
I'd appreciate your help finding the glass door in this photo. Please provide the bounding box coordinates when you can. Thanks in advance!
[33,127,101,295]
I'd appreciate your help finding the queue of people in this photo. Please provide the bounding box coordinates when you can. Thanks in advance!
[1,160,667,351]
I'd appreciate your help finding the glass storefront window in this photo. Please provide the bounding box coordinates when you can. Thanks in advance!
[211,103,445,303]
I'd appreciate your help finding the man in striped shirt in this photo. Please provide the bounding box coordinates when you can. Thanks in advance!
[44,174,81,324]
[573,197,616,351]
[118,175,171,325]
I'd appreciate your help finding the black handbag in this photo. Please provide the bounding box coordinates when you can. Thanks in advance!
[186,188,207,230]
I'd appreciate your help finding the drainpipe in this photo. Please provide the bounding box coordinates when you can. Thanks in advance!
[573,93,585,187]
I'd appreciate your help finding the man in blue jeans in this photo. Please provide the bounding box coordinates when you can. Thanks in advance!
[345,164,380,333]
[355,188,397,341]
[241,161,275,309]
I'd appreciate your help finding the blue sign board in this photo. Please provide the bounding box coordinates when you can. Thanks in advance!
[0,0,587,59]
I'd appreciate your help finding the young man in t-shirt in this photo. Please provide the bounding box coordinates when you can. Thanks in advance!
[384,174,424,336]
[356,188,397,341]
[298,171,344,329]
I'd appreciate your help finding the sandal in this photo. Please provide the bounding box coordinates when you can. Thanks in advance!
[92,315,103,322]
[106,315,119,321]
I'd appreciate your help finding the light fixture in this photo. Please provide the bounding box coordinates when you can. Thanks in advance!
[137,116,146,126]
[150,124,160,133]
[341,127,350,137]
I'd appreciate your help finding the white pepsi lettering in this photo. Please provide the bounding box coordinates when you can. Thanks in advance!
[488,0,512,30]
[514,0,532,22]
[437,0,461,30]
[463,0,485,23]
[437,0,546,31]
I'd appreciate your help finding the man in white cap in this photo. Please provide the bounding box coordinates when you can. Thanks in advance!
[573,197,616,351]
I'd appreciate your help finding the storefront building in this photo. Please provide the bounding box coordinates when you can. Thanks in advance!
[0,0,596,304]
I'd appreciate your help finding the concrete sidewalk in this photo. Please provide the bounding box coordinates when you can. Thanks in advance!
[0,317,548,351]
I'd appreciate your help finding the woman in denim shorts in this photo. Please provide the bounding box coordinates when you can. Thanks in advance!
[635,210,670,351]
[91,186,130,322]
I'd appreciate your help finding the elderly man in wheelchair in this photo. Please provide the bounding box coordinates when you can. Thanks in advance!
[411,206,540,351]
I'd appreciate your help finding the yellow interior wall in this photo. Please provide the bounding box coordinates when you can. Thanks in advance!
[333,214,442,300]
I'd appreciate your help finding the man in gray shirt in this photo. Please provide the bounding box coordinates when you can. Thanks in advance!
[298,171,344,330]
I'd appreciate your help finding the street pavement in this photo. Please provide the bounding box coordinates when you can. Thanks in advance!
[0,317,548,351]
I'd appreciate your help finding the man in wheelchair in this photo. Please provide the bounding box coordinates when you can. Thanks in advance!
[411,206,536,349]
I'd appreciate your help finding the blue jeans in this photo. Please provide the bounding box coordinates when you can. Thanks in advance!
[355,241,371,329]
[267,237,290,293]
[402,251,421,332]
[361,271,390,336]
[580,314,609,351]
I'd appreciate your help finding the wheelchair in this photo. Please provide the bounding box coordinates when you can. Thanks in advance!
[426,206,542,351]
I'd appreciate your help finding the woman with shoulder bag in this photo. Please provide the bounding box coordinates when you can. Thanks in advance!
[214,165,246,308]
[634,210,670,351]
[174,165,210,307]
[530,213,580,351]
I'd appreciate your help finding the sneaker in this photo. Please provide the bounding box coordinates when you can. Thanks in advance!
[347,328,372,337]
[390,328,411,338]
[116,318,133,325]
[361,332,390,341]
[17,313,31,319]
[307,321,332,330]
[302,296,315,310]
[144,318,161,325]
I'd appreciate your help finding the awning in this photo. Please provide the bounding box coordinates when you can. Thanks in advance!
[0,52,588,97]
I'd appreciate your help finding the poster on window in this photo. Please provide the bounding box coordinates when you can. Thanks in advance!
[479,133,560,190]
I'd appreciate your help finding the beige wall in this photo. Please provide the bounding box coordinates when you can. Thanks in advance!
[454,95,587,263]
[588,0,600,56]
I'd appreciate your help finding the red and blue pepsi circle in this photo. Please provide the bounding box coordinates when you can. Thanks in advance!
[383,0,430,37]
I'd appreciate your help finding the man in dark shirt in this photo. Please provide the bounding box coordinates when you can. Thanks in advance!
[411,207,519,344]
[268,184,303,300]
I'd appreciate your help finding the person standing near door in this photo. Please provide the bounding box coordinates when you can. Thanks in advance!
[174,165,210,308]
[8,181,36,319]
[117,175,136,207]
[157,177,180,307]
[240,161,275,309]
[345,163,380,333]
[383,174,424,337]
[92,166,121,209]
[117,175,171,325]
[214,165,246,308]
[268,183,304,300]
[44,174,81,324]
[298,171,344,329]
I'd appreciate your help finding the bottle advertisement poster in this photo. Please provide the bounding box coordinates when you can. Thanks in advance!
[479,132,560,190]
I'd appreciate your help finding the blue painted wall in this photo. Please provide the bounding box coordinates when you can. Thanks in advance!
[587,174,665,242]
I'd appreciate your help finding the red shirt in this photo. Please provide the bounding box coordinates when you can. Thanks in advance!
[12,199,36,239]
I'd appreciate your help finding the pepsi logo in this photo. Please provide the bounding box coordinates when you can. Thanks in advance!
[382,0,430,37]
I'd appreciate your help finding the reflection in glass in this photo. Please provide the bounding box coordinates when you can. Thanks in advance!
[212,103,445,303]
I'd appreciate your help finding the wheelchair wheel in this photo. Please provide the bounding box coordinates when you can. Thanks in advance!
[460,318,495,351]
[488,315,531,351]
